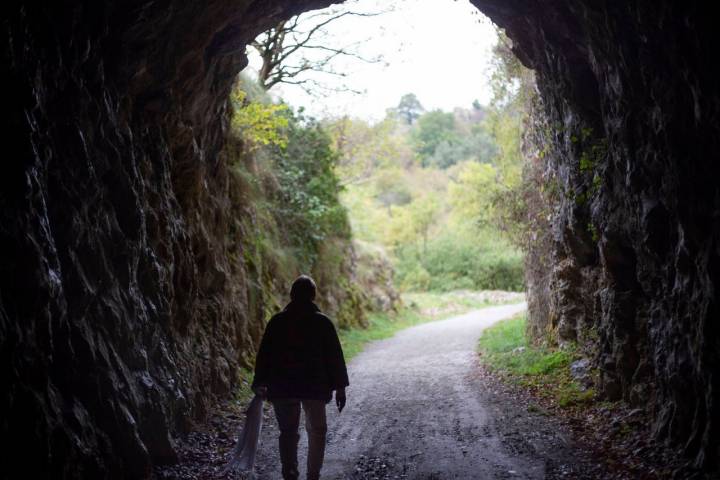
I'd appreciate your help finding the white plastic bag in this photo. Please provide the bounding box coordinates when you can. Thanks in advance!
[223,394,264,475]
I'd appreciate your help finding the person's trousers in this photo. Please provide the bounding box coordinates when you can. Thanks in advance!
[272,399,328,480]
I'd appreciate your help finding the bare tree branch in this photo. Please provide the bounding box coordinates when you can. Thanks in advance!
[249,4,389,94]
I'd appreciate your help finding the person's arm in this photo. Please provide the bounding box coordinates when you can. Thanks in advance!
[323,318,349,411]
[251,317,276,396]
[335,387,346,413]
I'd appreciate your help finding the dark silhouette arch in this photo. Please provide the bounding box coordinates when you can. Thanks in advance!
[1,1,717,476]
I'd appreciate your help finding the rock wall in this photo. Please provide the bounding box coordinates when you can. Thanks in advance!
[473,0,719,469]
[1,1,338,478]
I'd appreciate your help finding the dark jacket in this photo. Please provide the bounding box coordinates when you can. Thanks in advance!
[251,301,349,402]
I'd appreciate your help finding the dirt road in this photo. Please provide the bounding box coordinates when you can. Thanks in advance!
[253,303,600,479]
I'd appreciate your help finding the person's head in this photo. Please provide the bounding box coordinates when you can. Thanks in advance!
[290,275,316,303]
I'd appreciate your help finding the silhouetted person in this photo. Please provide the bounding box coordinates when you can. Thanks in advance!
[252,275,349,480]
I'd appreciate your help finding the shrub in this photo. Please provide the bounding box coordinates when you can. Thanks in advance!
[395,228,524,292]
[399,264,432,291]
[226,77,361,327]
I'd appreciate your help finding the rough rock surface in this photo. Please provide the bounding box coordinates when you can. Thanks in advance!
[353,241,402,313]
[1,0,718,477]
[474,0,720,470]
[1,2,340,478]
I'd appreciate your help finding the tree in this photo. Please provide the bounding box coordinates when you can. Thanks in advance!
[408,194,441,254]
[395,93,425,125]
[410,110,459,167]
[448,162,499,228]
[326,116,414,186]
[427,140,466,169]
[464,124,498,164]
[250,3,385,94]
[386,194,440,254]
[484,30,535,223]
[374,168,412,211]
[274,110,351,252]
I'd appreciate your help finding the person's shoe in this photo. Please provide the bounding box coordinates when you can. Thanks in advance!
[282,468,299,480]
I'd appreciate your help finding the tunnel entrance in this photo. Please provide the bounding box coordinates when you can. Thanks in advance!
[1,0,718,478]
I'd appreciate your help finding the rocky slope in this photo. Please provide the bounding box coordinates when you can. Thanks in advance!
[1,0,717,477]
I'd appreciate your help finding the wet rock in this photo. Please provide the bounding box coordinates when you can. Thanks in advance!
[570,358,593,389]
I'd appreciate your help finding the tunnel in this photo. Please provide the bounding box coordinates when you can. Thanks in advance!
[1,0,718,477]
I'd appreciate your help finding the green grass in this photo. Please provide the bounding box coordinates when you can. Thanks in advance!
[478,314,594,408]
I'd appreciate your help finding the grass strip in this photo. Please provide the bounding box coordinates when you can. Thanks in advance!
[478,313,594,408]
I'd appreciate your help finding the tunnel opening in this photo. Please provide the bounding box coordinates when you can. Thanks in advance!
[1,0,719,478]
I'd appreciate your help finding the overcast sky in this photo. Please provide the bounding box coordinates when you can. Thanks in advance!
[245,0,498,121]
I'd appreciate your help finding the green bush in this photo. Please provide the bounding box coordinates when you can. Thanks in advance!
[227,77,362,328]
[395,229,524,292]
[268,110,351,270]
[399,264,432,291]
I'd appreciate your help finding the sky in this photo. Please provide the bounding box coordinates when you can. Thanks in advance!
[245,0,498,121]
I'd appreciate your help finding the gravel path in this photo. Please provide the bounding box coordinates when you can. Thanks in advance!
[253,303,599,479]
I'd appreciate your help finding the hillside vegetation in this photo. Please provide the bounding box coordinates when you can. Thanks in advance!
[220,33,534,342]
[224,76,399,335]
[324,88,526,292]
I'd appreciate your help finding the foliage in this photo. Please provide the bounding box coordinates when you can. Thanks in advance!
[324,88,527,294]
[394,227,524,292]
[326,116,414,185]
[478,314,594,408]
[410,110,460,167]
[487,32,534,109]
[271,110,351,267]
[230,30,541,327]
[462,123,498,164]
[392,98,499,169]
[374,167,412,208]
[448,162,500,228]
[229,85,288,151]
[479,30,536,245]
[226,75,366,330]
[391,193,441,251]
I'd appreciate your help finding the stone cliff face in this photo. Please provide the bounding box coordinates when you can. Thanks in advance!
[1,0,717,477]
[1,1,338,478]
[474,0,719,469]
